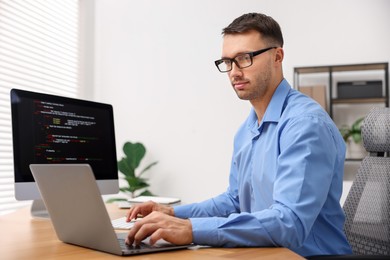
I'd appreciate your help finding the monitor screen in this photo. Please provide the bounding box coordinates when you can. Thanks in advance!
[11,89,119,200]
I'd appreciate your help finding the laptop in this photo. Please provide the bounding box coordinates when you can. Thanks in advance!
[29,164,192,256]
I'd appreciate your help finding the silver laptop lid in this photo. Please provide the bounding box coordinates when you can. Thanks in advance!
[30,164,191,256]
[30,164,122,255]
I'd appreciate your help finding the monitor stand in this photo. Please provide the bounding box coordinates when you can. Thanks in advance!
[31,199,50,218]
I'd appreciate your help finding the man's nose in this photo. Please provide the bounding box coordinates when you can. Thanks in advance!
[229,62,243,77]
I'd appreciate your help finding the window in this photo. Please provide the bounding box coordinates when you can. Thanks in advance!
[0,0,80,215]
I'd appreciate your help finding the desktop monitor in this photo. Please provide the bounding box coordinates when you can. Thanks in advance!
[10,89,119,217]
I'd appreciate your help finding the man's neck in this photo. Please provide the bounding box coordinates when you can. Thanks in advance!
[250,77,283,124]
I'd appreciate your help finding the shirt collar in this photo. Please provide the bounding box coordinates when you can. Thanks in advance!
[247,79,291,132]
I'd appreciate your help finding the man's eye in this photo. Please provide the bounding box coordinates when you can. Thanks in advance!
[236,54,250,62]
[223,60,231,65]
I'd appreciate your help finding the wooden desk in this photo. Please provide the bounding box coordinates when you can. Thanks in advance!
[0,204,304,260]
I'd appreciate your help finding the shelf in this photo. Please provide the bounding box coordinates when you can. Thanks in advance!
[345,158,363,162]
[332,98,387,104]
[294,66,330,74]
[294,62,388,74]
[294,62,389,118]
[331,63,388,72]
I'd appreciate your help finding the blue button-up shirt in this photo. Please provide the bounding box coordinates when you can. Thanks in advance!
[174,79,352,256]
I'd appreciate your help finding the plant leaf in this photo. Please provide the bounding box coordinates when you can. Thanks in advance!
[123,142,146,169]
[139,190,154,196]
[117,141,157,197]
[339,127,350,142]
[339,117,364,143]
[118,158,135,177]
[352,132,362,143]
[106,198,128,203]
[119,187,132,193]
[124,176,150,192]
[139,161,158,176]
[351,117,364,131]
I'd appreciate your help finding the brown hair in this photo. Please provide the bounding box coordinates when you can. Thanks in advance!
[222,13,284,47]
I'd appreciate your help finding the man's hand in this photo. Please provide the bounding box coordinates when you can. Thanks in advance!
[125,211,193,246]
[126,201,174,222]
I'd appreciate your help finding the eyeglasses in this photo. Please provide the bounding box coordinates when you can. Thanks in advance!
[214,47,277,73]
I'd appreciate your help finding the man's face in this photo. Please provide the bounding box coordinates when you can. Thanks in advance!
[221,30,275,102]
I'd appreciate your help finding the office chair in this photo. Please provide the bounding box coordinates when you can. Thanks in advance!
[308,107,390,259]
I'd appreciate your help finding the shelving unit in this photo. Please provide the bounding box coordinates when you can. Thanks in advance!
[294,62,389,161]
[294,62,389,118]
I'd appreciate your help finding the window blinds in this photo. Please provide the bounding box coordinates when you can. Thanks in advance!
[0,0,79,215]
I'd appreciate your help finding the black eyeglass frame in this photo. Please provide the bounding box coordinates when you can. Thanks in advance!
[214,46,278,73]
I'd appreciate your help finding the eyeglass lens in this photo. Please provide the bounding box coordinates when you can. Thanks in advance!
[215,47,277,72]
[217,54,252,72]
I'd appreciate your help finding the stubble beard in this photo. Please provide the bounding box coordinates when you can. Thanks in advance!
[232,70,271,101]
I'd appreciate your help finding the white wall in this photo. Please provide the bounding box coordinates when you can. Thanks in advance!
[88,0,390,204]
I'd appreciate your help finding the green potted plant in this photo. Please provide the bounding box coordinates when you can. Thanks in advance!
[107,141,158,203]
[339,117,364,144]
[339,117,366,159]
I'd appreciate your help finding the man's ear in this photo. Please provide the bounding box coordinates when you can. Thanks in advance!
[275,47,284,64]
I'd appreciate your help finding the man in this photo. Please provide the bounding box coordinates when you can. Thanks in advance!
[125,13,352,257]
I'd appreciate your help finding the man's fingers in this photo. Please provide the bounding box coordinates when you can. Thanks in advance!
[133,223,159,245]
[148,228,165,245]
[125,216,145,244]
[126,212,192,246]
[126,201,159,222]
[126,208,137,222]
[126,215,158,245]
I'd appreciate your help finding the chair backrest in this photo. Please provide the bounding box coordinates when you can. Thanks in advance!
[343,107,390,255]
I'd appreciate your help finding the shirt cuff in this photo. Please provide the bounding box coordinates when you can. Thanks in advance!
[189,217,220,246]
